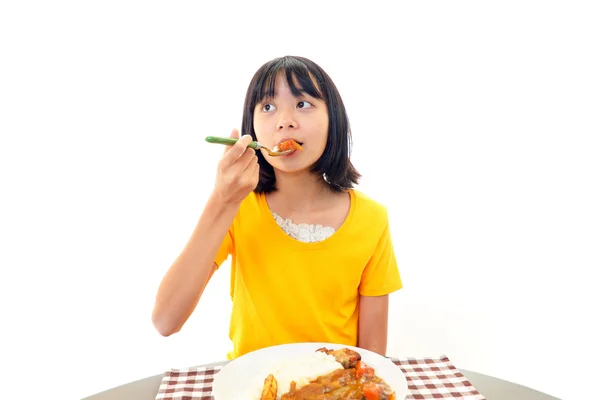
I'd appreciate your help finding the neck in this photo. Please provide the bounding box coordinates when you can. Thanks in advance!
[270,170,332,211]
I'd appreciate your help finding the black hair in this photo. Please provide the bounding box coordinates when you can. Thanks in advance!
[241,55,361,193]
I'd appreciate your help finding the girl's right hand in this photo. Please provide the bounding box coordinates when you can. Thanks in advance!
[212,129,260,206]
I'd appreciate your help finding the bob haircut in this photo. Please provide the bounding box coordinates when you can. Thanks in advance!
[241,55,361,193]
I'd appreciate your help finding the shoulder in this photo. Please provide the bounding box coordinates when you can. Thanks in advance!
[351,189,389,221]
[348,190,391,238]
[241,191,263,210]
[232,191,265,225]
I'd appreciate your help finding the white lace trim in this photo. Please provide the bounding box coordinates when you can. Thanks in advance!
[272,211,335,243]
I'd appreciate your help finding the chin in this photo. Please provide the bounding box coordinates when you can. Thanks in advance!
[273,164,309,174]
[271,159,315,174]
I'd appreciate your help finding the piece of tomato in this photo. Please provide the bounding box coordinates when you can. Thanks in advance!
[356,360,375,378]
[363,382,381,400]
[277,140,303,152]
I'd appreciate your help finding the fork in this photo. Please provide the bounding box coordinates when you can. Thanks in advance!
[205,136,292,156]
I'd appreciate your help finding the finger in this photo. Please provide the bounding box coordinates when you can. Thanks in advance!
[241,150,259,172]
[235,147,258,172]
[222,134,255,168]
[240,154,260,189]
[237,134,254,151]
[250,155,260,181]
[221,147,255,178]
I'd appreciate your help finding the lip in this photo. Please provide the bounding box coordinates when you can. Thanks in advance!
[282,148,301,158]
[273,138,304,156]
[276,137,303,146]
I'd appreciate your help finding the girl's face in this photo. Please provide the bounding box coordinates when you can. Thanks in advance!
[253,72,329,174]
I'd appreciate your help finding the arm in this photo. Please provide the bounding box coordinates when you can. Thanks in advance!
[152,131,259,337]
[151,193,238,336]
[357,294,390,356]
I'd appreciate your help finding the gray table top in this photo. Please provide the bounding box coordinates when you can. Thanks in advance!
[82,361,561,400]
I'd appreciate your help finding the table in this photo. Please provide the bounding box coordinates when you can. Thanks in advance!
[82,361,561,400]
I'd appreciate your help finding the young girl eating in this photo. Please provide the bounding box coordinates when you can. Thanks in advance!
[152,55,403,360]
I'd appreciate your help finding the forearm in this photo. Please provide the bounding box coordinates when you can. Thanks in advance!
[358,330,388,356]
[152,193,239,335]
[357,294,389,356]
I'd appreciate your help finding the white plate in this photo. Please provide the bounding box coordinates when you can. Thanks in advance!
[212,342,408,399]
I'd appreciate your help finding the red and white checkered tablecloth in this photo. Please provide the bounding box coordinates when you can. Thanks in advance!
[155,355,485,400]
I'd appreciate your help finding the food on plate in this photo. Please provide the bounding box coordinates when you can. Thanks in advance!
[256,350,342,399]
[315,346,361,369]
[275,139,303,153]
[260,374,278,400]
[258,347,396,400]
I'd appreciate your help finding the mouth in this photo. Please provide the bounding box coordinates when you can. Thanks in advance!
[274,139,304,153]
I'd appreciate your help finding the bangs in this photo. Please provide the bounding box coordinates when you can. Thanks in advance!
[250,57,325,105]
[242,55,361,194]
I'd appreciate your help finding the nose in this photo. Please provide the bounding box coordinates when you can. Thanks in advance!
[277,110,297,130]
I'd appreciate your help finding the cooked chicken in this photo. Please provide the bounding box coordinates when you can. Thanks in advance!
[280,364,395,400]
[315,347,362,369]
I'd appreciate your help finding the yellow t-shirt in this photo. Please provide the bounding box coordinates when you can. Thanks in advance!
[214,189,402,360]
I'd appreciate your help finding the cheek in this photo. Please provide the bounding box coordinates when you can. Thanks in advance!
[317,116,329,145]
[253,116,267,140]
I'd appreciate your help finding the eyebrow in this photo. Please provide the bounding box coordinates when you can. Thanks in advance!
[271,88,313,99]
[255,67,324,105]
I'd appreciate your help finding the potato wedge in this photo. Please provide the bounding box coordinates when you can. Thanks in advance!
[260,373,278,400]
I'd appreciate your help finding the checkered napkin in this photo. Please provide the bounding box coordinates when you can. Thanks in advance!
[389,356,485,399]
[155,355,485,400]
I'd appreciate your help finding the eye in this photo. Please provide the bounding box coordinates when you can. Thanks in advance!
[261,103,276,112]
[297,101,313,109]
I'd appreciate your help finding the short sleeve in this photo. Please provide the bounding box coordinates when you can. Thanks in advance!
[214,228,233,268]
[358,220,402,296]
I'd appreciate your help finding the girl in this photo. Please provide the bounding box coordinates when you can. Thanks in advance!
[151,56,402,360]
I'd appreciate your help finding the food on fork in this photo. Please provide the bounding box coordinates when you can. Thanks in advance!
[274,139,303,153]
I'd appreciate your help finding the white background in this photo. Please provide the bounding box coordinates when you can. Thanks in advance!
[1,1,598,399]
